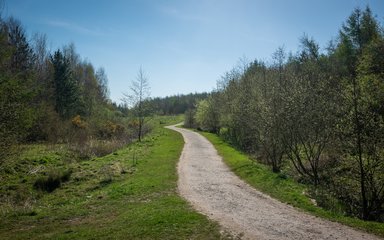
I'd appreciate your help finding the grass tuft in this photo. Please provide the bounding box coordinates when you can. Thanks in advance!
[33,169,72,192]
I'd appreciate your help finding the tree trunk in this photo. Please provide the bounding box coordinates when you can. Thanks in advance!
[352,76,368,220]
[138,118,142,142]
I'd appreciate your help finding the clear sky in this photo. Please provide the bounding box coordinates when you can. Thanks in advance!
[3,0,384,103]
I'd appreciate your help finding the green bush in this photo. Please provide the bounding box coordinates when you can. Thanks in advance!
[33,169,72,192]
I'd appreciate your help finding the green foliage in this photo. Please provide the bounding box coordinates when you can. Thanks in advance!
[6,17,34,73]
[33,168,72,192]
[202,131,384,237]
[0,17,37,162]
[194,97,220,133]
[0,117,222,239]
[51,49,84,119]
[0,14,137,167]
[150,92,209,115]
[335,6,384,221]
[184,108,196,128]
[191,6,384,222]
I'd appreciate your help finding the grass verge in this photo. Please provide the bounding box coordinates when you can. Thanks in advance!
[0,116,223,239]
[200,131,384,238]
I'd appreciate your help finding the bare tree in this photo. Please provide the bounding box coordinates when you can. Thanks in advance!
[95,67,110,102]
[123,68,152,142]
[0,0,4,18]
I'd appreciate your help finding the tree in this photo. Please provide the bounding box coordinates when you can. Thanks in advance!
[195,96,220,133]
[354,38,384,221]
[123,68,152,142]
[6,17,34,74]
[96,67,110,103]
[281,36,340,184]
[258,48,286,173]
[184,108,196,128]
[0,16,36,162]
[219,62,261,152]
[51,49,83,119]
[336,6,382,220]
[182,5,384,222]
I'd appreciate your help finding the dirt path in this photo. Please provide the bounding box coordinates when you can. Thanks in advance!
[166,125,381,240]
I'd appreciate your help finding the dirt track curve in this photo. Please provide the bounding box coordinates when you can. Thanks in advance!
[166,125,381,240]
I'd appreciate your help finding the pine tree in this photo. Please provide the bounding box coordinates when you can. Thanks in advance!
[337,6,382,220]
[51,49,82,119]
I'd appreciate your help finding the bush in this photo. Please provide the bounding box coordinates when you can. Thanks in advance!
[184,109,196,128]
[98,121,125,140]
[33,169,72,192]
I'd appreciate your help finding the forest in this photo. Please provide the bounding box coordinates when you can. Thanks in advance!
[0,11,202,162]
[0,14,132,162]
[189,7,384,222]
[0,4,210,213]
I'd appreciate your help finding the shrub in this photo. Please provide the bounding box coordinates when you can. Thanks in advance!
[98,121,125,140]
[33,169,72,192]
[71,115,87,129]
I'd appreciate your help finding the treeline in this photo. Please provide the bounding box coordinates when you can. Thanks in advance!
[191,7,384,222]
[0,14,131,163]
[150,92,208,115]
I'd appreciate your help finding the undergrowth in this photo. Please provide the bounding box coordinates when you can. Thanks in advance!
[200,131,384,238]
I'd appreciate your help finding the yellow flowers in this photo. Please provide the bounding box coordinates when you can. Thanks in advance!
[71,115,87,129]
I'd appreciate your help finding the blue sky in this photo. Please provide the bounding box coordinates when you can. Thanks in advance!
[3,0,384,103]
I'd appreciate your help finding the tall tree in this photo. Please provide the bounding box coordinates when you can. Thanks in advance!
[6,17,34,74]
[336,6,382,220]
[354,37,384,220]
[96,67,110,103]
[258,48,286,172]
[282,36,340,184]
[195,95,220,133]
[0,17,35,161]
[51,49,82,119]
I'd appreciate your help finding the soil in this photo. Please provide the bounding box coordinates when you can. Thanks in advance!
[166,125,381,240]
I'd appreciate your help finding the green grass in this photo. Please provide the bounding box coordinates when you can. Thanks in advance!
[200,131,384,238]
[0,116,223,239]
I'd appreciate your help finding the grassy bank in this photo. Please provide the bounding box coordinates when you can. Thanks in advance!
[200,131,384,238]
[0,116,222,239]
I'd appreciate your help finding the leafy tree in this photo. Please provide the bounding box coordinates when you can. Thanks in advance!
[0,17,35,161]
[191,6,384,221]
[184,108,196,128]
[354,38,384,221]
[195,96,220,133]
[150,92,208,115]
[282,36,340,184]
[336,6,382,220]
[222,63,260,152]
[258,48,286,173]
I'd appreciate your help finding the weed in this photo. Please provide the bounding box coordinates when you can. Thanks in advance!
[33,168,72,192]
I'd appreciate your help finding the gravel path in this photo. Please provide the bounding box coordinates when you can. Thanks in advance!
[166,125,381,240]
